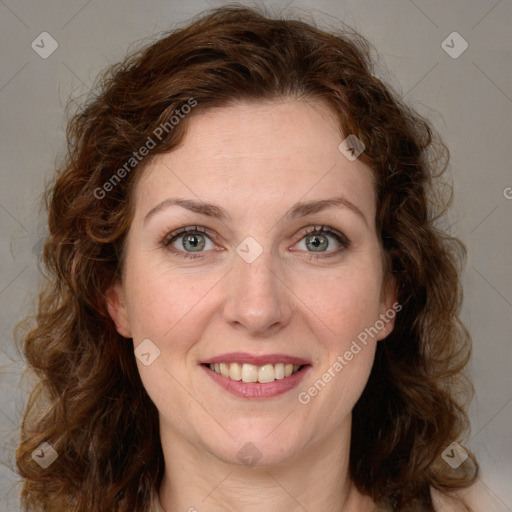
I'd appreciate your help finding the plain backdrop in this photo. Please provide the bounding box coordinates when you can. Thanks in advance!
[0,1,511,510]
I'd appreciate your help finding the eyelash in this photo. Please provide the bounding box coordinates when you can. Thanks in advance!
[160,225,351,260]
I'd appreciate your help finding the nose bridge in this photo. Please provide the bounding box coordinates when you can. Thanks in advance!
[224,236,291,334]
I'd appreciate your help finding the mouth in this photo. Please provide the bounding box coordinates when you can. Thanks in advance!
[199,356,311,399]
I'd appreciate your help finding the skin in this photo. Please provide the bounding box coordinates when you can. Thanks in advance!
[107,98,398,512]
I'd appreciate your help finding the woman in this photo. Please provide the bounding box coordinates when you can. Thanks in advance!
[16,5,485,511]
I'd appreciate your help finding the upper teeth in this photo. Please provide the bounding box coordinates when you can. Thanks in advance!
[208,362,302,383]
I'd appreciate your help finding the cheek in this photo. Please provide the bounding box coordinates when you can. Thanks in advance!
[122,250,212,340]
[297,271,381,417]
[292,259,384,347]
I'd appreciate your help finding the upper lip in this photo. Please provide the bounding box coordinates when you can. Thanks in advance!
[201,352,311,366]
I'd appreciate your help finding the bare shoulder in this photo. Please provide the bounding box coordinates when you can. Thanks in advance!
[430,480,506,512]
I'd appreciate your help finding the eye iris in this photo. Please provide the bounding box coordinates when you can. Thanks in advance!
[306,234,328,252]
[182,233,205,251]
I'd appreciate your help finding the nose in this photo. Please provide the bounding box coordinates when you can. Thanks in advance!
[223,245,293,337]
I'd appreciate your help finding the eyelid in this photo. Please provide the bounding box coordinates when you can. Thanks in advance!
[298,225,350,246]
[161,225,215,246]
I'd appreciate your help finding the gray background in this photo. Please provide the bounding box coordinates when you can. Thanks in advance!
[0,0,511,510]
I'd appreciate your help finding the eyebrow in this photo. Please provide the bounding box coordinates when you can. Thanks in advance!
[143,196,369,227]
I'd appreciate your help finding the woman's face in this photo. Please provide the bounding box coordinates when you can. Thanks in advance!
[108,99,397,467]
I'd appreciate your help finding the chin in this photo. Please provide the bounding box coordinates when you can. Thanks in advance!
[200,426,306,468]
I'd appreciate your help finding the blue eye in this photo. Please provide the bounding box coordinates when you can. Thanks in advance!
[160,225,350,260]
[161,226,215,259]
[294,226,350,259]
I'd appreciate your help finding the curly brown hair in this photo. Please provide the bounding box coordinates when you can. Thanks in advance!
[15,4,478,511]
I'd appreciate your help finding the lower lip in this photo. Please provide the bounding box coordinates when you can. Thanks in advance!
[200,364,311,399]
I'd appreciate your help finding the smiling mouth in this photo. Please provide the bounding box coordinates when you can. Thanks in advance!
[202,362,307,384]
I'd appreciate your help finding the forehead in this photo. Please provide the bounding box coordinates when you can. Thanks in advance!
[134,99,376,225]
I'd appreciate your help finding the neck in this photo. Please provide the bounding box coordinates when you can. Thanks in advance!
[157,415,376,512]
